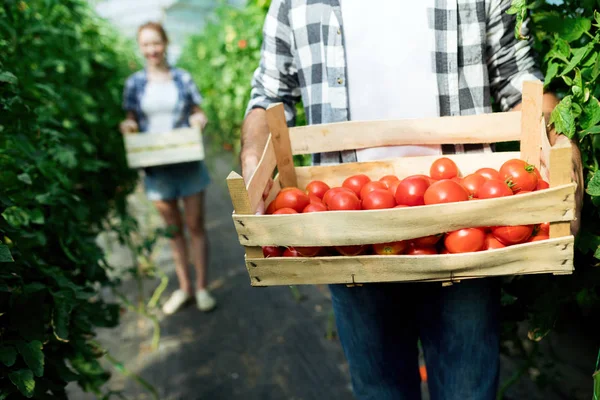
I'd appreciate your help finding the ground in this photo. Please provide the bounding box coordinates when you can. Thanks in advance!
[67,151,596,400]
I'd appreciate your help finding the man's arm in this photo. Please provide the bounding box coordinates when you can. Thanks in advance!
[241,0,301,184]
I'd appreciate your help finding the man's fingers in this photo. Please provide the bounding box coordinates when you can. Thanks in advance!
[263,178,274,200]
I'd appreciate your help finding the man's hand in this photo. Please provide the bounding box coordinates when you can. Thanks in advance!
[119,119,138,134]
[189,112,208,130]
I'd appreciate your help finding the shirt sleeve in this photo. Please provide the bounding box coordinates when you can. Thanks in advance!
[486,0,544,111]
[183,72,203,106]
[245,0,301,125]
[122,75,137,112]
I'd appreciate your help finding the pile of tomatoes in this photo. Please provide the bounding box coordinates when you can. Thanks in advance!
[262,157,551,258]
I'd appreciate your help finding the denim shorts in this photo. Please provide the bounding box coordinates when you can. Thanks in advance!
[143,161,211,201]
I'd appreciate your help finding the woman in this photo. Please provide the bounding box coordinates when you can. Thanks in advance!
[120,22,216,315]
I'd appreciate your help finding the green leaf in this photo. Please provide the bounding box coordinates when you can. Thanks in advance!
[0,71,18,85]
[581,97,600,130]
[29,209,44,225]
[594,370,600,399]
[582,126,600,137]
[17,173,32,185]
[545,38,571,64]
[52,295,74,342]
[544,62,559,87]
[562,44,593,76]
[2,206,30,228]
[9,369,35,398]
[587,170,600,196]
[17,341,44,377]
[535,15,592,42]
[0,346,17,366]
[595,247,600,260]
[0,244,14,262]
[549,96,576,138]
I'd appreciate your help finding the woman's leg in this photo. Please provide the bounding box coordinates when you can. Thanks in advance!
[182,192,208,290]
[154,199,192,294]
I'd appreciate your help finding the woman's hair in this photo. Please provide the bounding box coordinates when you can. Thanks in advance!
[137,22,169,44]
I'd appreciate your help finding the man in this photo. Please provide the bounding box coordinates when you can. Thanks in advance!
[241,1,583,399]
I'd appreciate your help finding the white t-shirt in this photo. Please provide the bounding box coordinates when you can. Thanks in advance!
[340,1,442,161]
[141,80,178,134]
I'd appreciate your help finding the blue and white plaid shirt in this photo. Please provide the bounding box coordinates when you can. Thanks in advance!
[123,67,203,133]
[246,0,543,165]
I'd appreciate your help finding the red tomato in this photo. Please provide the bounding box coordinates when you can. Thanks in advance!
[499,159,538,193]
[322,187,355,207]
[335,245,368,256]
[273,207,298,214]
[379,175,400,189]
[388,180,402,197]
[462,173,487,198]
[283,247,301,257]
[412,234,442,247]
[406,245,438,255]
[394,204,409,208]
[440,248,451,254]
[265,200,277,215]
[451,177,464,185]
[303,202,328,213]
[409,174,437,185]
[342,174,371,197]
[373,241,407,255]
[528,234,549,242]
[309,194,323,204]
[273,188,310,212]
[395,176,430,206]
[516,190,532,195]
[536,179,550,190]
[430,157,459,180]
[492,225,534,245]
[423,180,469,205]
[444,228,486,253]
[262,246,282,258]
[477,179,513,199]
[539,222,550,235]
[296,246,321,257]
[306,180,330,199]
[360,181,387,200]
[362,189,396,210]
[483,233,506,250]
[475,168,500,181]
[328,191,361,211]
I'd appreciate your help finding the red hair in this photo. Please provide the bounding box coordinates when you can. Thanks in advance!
[137,22,169,44]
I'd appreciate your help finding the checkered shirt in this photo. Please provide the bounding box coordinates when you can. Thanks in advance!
[246,0,543,165]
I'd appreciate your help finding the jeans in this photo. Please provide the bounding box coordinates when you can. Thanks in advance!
[329,279,500,400]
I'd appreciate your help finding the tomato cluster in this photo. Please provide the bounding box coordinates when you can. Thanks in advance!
[262,157,551,257]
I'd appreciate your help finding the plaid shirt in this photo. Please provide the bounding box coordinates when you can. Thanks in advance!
[123,67,203,133]
[247,0,543,165]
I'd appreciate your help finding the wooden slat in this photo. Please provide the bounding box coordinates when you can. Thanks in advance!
[245,236,574,286]
[226,172,263,259]
[296,151,519,189]
[288,112,522,155]
[267,103,297,188]
[233,183,575,247]
[519,81,544,169]
[124,127,204,168]
[247,136,277,214]
[548,134,573,239]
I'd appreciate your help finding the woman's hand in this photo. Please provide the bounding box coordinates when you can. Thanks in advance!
[189,112,208,130]
[120,119,139,134]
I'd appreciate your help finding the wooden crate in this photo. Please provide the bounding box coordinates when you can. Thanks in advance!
[227,81,576,287]
[124,127,205,168]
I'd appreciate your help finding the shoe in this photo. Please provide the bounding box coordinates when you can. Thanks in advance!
[162,289,191,315]
[196,289,216,312]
